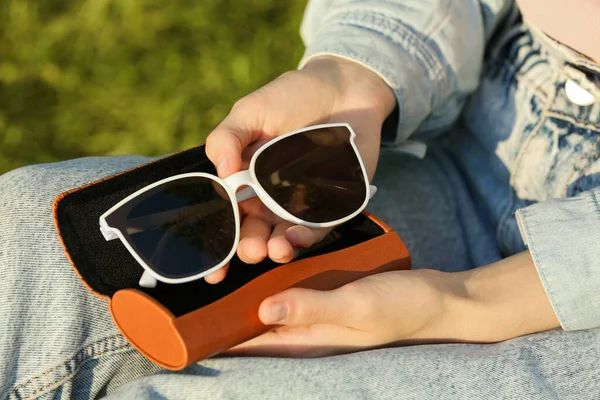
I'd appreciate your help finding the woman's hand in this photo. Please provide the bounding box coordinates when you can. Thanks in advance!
[204,56,396,283]
[226,252,560,358]
[227,269,462,357]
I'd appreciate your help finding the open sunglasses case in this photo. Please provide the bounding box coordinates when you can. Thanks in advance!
[52,145,411,371]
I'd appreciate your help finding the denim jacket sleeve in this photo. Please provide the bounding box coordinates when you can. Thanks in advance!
[299,0,513,146]
[516,187,600,331]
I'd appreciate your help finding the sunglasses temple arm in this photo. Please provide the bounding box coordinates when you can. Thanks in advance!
[370,185,377,198]
[100,223,119,241]
[139,270,158,288]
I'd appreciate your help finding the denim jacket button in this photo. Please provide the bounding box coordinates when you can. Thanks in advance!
[565,79,596,106]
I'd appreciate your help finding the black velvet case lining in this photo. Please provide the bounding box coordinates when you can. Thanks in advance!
[54,146,385,317]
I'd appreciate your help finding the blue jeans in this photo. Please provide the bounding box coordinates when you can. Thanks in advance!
[1,151,600,399]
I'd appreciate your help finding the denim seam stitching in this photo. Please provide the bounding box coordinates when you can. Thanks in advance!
[21,344,132,400]
[545,111,600,131]
[518,207,571,331]
[12,334,124,390]
[10,334,131,400]
[14,344,132,400]
[324,10,447,80]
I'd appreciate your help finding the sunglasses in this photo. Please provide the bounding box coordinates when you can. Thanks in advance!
[99,123,377,288]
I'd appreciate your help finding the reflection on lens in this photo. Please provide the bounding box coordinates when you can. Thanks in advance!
[254,126,367,223]
[120,177,236,279]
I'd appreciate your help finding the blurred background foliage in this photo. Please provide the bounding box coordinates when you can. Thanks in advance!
[0,0,307,174]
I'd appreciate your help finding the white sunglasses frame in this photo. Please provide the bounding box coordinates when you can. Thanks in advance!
[99,123,377,288]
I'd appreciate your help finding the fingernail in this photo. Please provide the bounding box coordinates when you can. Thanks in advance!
[216,157,229,177]
[265,302,288,324]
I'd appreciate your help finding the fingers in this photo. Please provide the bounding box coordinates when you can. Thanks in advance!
[204,264,229,285]
[205,97,264,178]
[204,126,250,178]
[238,215,270,264]
[267,222,298,263]
[238,198,332,263]
[259,287,348,327]
[204,68,337,178]
[240,221,331,264]
[285,225,331,248]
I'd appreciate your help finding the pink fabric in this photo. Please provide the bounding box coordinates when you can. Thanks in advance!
[517,0,600,62]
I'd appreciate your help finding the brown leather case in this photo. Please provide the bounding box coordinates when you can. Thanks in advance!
[53,146,411,371]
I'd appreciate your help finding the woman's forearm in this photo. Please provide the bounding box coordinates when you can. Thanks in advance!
[439,251,560,343]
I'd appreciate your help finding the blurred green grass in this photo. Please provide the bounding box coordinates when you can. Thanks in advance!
[0,0,307,174]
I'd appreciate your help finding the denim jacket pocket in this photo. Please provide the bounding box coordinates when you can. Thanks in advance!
[511,70,600,202]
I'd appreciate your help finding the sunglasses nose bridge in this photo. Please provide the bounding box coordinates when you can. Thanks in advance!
[223,170,254,192]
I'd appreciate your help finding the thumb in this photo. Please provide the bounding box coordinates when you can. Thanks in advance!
[258,287,348,326]
[205,98,264,178]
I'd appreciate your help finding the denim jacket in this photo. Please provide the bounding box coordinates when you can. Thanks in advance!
[299,0,600,331]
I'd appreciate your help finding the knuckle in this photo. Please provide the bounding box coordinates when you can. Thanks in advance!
[286,289,320,323]
[204,132,224,156]
[230,97,248,113]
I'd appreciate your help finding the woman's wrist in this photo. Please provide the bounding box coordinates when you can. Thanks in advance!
[301,55,397,122]
[461,251,560,341]
[424,252,561,344]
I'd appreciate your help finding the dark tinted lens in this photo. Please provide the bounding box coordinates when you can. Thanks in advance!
[254,126,366,223]
[117,177,236,279]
